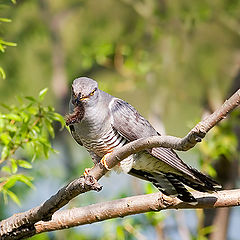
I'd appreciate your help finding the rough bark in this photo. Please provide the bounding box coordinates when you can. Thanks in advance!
[34,189,240,234]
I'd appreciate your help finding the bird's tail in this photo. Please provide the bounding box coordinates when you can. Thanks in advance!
[129,168,221,204]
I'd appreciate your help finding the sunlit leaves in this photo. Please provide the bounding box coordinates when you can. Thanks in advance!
[192,225,214,240]
[0,1,17,80]
[198,111,239,177]
[0,67,6,79]
[38,88,48,101]
[0,88,65,204]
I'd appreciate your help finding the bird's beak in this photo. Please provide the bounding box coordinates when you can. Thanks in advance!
[76,93,88,104]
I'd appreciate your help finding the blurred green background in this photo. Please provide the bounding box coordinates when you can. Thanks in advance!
[1,0,240,239]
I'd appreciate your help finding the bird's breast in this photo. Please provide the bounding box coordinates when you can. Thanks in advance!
[80,126,128,157]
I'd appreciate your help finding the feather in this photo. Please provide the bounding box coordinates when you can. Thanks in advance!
[110,97,221,198]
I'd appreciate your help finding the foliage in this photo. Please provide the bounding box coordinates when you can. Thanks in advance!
[1,0,240,239]
[198,111,239,177]
[0,0,17,79]
[0,89,65,205]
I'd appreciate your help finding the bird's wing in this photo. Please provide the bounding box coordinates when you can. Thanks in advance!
[109,98,197,178]
[69,125,83,146]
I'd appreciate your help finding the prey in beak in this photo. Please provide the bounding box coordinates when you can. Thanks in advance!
[66,92,85,126]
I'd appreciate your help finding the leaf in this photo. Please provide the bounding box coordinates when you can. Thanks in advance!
[1,146,10,160]
[31,153,37,162]
[1,113,22,121]
[0,40,17,47]
[27,106,38,115]
[4,175,19,188]
[43,144,50,158]
[116,225,125,239]
[0,67,6,79]
[44,119,55,137]
[10,158,18,174]
[0,43,5,53]
[199,225,214,236]
[0,132,11,145]
[6,189,21,206]
[0,102,11,110]
[20,111,30,122]
[17,175,34,189]
[25,96,37,102]
[2,189,8,204]
[6,124,17,132]
[47,112,65,128]
[0,18,12,23]
[17,160,32,169]
[39,88,48,101]
[1,166,11,174]
[4,174,34,189]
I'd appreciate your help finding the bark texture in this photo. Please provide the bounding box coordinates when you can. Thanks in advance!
[34,189,240,234]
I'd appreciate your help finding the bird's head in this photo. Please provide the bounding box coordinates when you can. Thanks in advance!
[71,77,99,107]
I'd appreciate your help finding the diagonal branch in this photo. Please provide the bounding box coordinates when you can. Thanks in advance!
[34,189,240,234]
[0,89,239,239]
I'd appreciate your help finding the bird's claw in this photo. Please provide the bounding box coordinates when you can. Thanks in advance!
[100,153,111,171]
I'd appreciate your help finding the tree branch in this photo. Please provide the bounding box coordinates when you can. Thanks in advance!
[0,89,239,239]
[34,189,240,234]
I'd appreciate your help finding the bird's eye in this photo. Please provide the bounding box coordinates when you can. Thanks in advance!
[89,88,96,96]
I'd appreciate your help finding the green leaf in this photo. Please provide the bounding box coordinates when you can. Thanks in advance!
[4,174,34,189]
[10,158,18,174]
[1,113,22,121]
[39,88,48,101]
[43,144,50,158]
[0,44,5,53]
[199,225,214,236]
[4,175,19,188]
[6,124,17,132]
[0,102,11,110]
[47,112,65,128]
[20,111,30,122]
[0,39,17,47]
[17,175,34,189]
[44,119,55,137]
[31,152,37,162]
[25,96,37,102]
[1,166,11,174]
[116,225,125,239]
[0,67,6,79]
[0,18,12,23]
[1,146,10,160]
[2,189,8,204]
[27,106,38,115]
[6,189,21,206]
[0,132,11,145]
[17,160,32,169]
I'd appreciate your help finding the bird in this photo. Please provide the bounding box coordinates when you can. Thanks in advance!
[66,77,221,204]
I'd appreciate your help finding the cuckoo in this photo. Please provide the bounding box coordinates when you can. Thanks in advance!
[66,77,221,203]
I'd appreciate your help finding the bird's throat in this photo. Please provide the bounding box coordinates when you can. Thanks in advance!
[66,102,85,125]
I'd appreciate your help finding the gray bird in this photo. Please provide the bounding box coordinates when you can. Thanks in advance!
[67,77,221,203]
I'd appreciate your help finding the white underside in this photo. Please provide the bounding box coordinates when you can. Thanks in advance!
[113,152,178,175]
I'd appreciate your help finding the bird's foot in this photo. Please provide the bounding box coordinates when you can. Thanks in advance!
[100,153,111,171]
[83,167,93,177]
